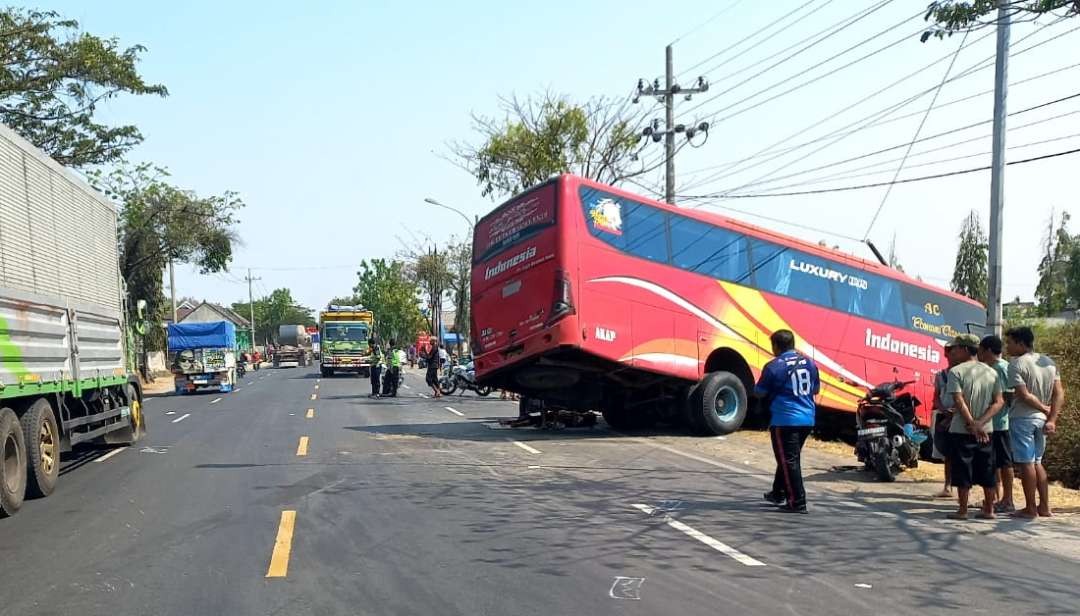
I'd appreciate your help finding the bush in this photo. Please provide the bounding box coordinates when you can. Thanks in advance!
[1031,323,1080,489]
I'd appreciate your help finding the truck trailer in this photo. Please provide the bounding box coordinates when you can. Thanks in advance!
[168,321,238,394]
[273,324,312,368]
[0,121,146,517]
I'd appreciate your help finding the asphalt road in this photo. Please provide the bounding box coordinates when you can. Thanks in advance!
[1,367,1078,616]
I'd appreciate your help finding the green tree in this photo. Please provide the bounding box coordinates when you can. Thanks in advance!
[0,9,167,166]
[1066,242,1080,308]
[951,210,989,303]
[444,238,472,341]
[1035,210,1073,316]
[923,1,1078,41]
[92,162,242,350]
[409,250,452,334]
[450,92,653,199]
[233,289,314,345]
[350,259,425,344]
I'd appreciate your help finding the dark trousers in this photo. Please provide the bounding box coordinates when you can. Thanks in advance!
[770,426,812,509]
[383,366,399,397]
[370,365,382,396]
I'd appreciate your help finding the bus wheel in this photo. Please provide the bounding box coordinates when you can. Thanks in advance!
[20,399,60,498]
[0,407,27,517]
[694,372,748,435]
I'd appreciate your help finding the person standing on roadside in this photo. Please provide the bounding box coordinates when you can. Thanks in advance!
[1005,326,1065,519]
[425,343,441,398]
[369,337,383,398]
[756,329,819,514]
[384,340,401,398]
[945,334,1004,520]
[978,335,1016,513]
[932,351,960,499]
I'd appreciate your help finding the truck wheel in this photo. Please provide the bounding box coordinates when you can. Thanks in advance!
[20,399,60,498]
[126,383,147,441]
[320,368,332,378]
[693,371,748,435]
[0,407,27,517]
[106,383,146,445]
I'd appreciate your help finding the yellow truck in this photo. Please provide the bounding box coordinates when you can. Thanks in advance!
[319,306,374,377]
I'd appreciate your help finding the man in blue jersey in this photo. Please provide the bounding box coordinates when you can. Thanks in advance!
[756,329,820,514]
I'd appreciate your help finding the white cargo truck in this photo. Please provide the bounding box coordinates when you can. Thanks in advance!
[0,121,146,517]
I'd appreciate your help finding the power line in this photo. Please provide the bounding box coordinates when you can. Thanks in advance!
[677,0,824,78]
[677,0,904,121]
[678,146,1080,199]
[678,17,1076,192]
[679,60,1080,184]
[679,0,839,82]
[725,94,1080,193]
[863,31,969,240]
[670,0,748,46]
[751,130,1080,191]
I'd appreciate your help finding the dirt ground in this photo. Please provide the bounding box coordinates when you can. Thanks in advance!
[734,429,1080,514]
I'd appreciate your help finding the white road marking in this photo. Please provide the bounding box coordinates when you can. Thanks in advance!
[509,439,541,455]
[96,448,126,463]
[444,406,465,417]
[631,503,765,567]
[210,397,222,405]
[609,577,645,600]
[233,387,241,392]
[418,393,428,398]
[164,411,176,415]
[172,413,191,423]
[839,500,870,509]
[402,384,411,389]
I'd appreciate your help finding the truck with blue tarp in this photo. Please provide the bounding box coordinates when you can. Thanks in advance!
[168,321,238,394]
[0,119,147,517]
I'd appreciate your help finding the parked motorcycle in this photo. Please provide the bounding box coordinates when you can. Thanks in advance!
[237,360,247,378]
[854,380,927,482]
[439,361,492,397]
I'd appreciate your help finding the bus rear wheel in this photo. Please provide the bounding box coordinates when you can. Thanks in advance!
[692,371,748,435]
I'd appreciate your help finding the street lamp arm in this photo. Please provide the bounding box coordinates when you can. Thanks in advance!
[424,197,474,230]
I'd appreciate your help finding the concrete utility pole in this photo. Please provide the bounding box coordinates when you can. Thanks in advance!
[245,268,261,349]
[986,7,1011,336]
[169,260,177,323]
[634,45,710,205]
[665,45,676,205]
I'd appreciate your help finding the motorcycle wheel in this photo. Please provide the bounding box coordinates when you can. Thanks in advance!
[873,449,898,482]
[439,377,457,396]
[475,385,492,397]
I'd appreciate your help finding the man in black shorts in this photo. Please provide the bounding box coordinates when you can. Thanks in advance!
[978,335,1015,513]
[945,334,1005,519]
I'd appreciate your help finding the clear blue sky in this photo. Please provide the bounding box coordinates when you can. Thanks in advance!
[37,1,1080,310]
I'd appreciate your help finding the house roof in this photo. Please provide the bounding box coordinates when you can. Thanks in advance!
[179,301,251,328]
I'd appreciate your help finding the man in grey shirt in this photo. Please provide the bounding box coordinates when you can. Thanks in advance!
[945,334,1005,520]
[1004,326,1065,519]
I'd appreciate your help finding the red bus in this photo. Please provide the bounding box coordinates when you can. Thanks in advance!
[470,174,984,435]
